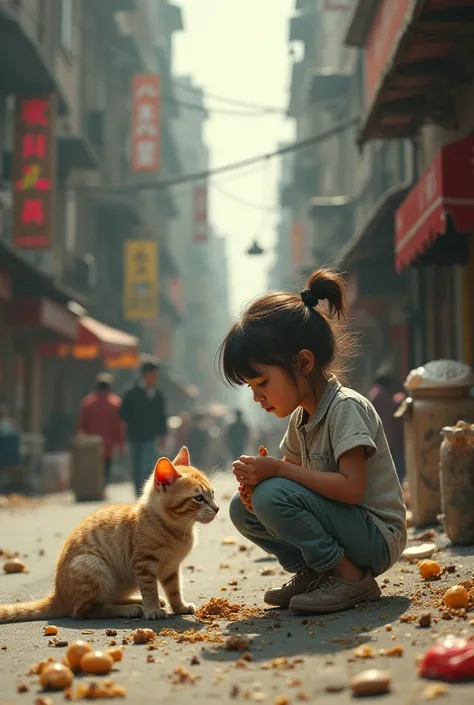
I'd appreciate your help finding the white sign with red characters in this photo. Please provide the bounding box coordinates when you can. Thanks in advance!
[131,74,160,173]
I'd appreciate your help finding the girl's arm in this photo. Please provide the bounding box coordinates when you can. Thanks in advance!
[234,448,367,505]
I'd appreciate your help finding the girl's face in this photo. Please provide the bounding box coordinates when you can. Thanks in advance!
[245,364,306,419]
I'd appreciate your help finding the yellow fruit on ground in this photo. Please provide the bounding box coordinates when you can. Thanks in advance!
[419,560,441,579]
[443,585,469,609]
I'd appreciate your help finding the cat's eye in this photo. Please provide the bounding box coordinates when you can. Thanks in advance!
[195,494,204,502]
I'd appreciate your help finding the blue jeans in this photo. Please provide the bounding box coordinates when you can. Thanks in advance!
[230,478,390,576]
[130,440,156,497]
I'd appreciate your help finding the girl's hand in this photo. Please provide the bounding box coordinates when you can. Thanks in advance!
[232,454,278,486]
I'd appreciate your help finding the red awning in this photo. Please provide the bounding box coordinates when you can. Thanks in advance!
[395,136,474,271]
[37,316,139,368]
[8,297,78,340]
[359,0,474,143]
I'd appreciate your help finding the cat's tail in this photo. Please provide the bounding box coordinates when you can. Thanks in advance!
[0,593,63,623]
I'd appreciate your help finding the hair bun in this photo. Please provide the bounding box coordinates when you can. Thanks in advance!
[300,288,319,308]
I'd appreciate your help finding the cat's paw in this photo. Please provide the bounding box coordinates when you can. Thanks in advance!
[172,603,196,615]
[143,607,166,620]
[126,604,144,619]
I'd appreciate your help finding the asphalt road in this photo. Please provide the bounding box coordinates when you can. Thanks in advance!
[1,474,474,704]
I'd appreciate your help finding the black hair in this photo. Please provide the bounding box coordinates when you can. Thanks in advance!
[140,354,161,375]
[219,268,355,386]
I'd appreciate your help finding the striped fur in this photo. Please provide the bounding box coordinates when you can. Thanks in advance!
[0,447,218,623]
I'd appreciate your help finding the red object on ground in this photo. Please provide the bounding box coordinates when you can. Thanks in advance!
[419,637,474,682]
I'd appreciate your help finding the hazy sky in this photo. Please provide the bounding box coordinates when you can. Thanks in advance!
[174,0,295,318]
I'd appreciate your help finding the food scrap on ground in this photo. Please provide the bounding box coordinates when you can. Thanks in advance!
[3,557,27,573]
[64,680,126,700]
[195,597,266,623]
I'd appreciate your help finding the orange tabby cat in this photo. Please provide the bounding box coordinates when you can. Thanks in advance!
[0,447,218,623]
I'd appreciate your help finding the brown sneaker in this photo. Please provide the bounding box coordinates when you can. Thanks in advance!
[264,568,322,608]
[289,570,381,614]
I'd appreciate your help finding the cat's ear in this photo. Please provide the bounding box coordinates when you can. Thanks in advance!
[173,446,190,467]
[154,458,182,488]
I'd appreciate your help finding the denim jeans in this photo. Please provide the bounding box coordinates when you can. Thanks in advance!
[130,440,156,497]
[229,478,390,576]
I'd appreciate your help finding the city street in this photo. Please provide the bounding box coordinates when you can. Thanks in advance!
[1,474,474,704]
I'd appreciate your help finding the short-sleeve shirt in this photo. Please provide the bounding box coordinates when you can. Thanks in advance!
[280,376,407,569]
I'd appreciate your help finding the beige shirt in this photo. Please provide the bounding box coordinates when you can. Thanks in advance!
[280,377,407,568]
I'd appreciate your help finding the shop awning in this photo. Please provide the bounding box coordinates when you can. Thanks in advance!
[336,184,411,268]
[57,134,98,177]
[395,136,474,272]
[8,297,78,341]
[37,316,139,368]
[358,0,474,144]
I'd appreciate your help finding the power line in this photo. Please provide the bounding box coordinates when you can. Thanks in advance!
[74,115,359,193]
[173,80,287,115]
[211,183,278,212]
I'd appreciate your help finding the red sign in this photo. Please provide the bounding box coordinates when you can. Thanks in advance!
[0,268,12,301]
[131,74,160,173]
[395,136,474,271]
[194,184,208,243]
[365,0,411,106]
[12,94,56,249]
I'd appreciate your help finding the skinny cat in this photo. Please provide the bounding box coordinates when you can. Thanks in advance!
[0,447,219,623]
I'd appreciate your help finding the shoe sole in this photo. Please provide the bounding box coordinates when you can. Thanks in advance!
[264,597,290,608]
[289,585,382,615]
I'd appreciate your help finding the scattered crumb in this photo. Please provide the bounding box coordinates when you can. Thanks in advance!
[195,597,266,623]
[419,613,432,628]
[64,680,126,700]
[226,635,250,652]
[17,683,29,693]
[43,626,58,636]
[170,665,201,685]
[222,537,237,545]
[106,629,117,637]
[131,628,155,644]
[422,683,449,700]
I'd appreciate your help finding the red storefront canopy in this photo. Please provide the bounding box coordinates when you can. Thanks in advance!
[359,0,474,143]
[395,136,474,272]
[38,316,139,369]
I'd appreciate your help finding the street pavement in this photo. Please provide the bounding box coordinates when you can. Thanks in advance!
[1,473,474,704]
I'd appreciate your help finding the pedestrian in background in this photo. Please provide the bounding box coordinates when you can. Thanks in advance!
[77,373,124,485]
[226,409,249,460]
[120,356,167,497]
[369,362,406,483]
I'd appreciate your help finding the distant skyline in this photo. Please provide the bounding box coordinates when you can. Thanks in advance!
[174,0,295,319]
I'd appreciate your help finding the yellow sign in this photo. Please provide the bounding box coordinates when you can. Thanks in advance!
[124,240,158,320]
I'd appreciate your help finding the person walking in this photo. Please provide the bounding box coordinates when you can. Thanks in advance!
[77,373,124,485]
[120,356,167,497]
[226,409,249,460]
[369,362,406,483]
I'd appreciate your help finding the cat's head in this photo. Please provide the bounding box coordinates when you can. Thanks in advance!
[144,446,219,525]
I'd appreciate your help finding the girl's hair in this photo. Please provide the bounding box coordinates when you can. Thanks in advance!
[219,268,355,386]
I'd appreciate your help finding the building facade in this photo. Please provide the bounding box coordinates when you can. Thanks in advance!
[346,0,474,374]
[0,1,215,452]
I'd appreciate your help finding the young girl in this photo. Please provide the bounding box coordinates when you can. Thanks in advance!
[219,269,407,615]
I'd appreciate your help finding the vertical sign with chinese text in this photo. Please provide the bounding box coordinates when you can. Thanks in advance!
[194,184,208,242]
[131,75,160,173]
[124,240,159,320]
[12,94,56,249]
